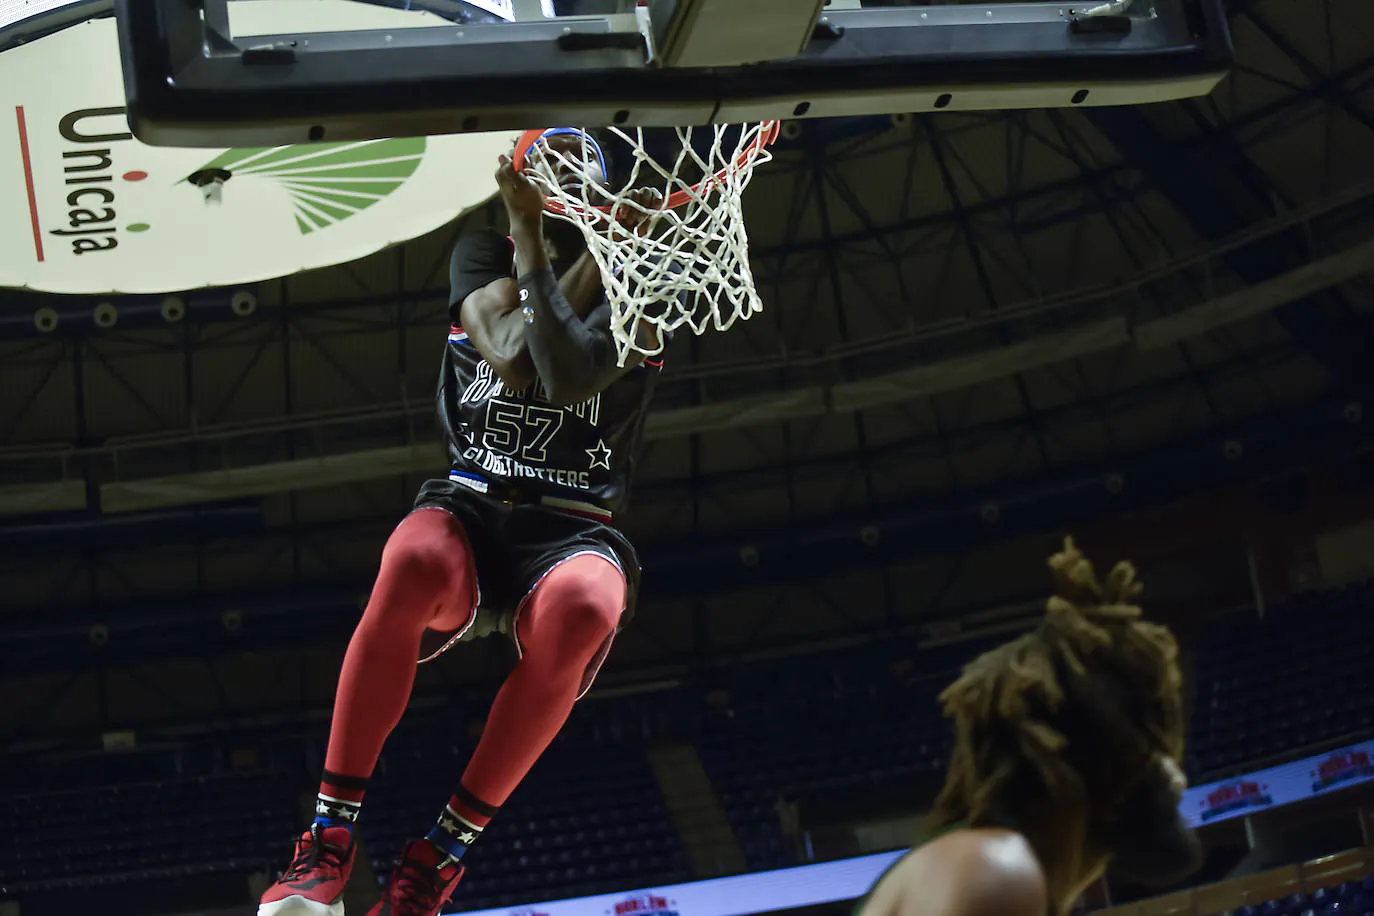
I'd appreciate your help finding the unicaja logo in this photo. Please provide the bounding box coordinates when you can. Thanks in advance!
[47,106,148,257]
[29,107,426,260]
[2,9,508,294]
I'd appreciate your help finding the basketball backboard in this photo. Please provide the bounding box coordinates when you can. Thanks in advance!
[114,0,1234,148]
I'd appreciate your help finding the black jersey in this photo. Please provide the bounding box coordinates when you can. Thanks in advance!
[440,229,662,519]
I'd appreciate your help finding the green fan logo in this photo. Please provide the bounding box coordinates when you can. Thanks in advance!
[189,137,427,235]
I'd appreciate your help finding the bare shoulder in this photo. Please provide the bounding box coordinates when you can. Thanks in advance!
[859,828,1047,916]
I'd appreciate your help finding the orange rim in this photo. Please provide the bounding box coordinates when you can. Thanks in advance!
[511,122,781,219]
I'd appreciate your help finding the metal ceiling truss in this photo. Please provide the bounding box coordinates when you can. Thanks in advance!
[1,177,1368,514]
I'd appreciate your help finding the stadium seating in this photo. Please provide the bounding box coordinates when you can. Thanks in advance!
[0,771,299,893]
[361,701,690,910]
[1232,880,1374,916]
[696,641,969,870]
[1189,582,1374,775]
[696,581,1374,871]
[1099,857,1374,916]
[0,699,690,912]
[5,579,1374,910]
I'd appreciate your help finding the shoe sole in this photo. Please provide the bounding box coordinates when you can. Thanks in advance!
[258,897,345,916]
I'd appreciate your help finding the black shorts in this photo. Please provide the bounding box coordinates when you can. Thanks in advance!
[411,476,641,678]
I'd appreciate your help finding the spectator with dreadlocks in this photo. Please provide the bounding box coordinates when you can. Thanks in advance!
[857,538,1204,916]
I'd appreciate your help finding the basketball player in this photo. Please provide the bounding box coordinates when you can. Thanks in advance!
[856,539,1203,916]
[258,129,666,916]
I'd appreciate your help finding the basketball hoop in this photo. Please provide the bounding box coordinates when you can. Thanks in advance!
[513,123,780,367]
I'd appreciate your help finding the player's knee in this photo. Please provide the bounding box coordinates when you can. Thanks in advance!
[528,560,622,656]
[548,574,621,645]
[379,516,473,605]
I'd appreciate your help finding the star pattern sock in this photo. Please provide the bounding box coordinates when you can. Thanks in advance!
[315,769,368,829]
[426,782,499,866]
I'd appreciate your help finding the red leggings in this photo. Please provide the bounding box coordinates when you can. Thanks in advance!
[322,507,624,810]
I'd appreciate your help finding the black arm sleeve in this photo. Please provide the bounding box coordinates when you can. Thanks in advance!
[518,266,622,406]
[449,229,514,316]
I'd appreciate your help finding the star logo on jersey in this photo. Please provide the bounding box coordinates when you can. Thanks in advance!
[587,439,612,470]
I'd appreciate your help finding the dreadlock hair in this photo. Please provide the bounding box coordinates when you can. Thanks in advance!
[928,537,1185,914]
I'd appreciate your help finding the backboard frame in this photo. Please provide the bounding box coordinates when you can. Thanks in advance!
[115,0,1234,148]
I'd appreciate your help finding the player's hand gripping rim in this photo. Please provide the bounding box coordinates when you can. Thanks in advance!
[497,153,547,233]
[497,153,663,239]
[610,187,665,239]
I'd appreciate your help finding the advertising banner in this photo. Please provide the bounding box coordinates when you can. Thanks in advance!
[0,4,511,294]
[0,0,88,31]
[463,0,560,21]
[458,853,906,916]
[1181,738,1374,827]
[458,739,1374,916]
[465,0,518,19]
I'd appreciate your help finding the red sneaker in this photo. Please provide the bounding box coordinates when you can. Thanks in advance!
[258,823,356,916]
[366,840,464,916]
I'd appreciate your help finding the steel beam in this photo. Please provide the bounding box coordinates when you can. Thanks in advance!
[1087,98,1372,389]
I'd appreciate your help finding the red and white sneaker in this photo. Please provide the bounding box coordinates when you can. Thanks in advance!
[258,823,357,916]
[365,840,464,916]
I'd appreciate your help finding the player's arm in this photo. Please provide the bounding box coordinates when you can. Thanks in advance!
[856,830,1047,916]
[497,155,664,406]
[514,258,663,406]
[459,277,535,390]
[454,234,606,392]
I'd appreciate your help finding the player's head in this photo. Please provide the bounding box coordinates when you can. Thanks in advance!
[929,538,1202,908]
[528,127,613,196]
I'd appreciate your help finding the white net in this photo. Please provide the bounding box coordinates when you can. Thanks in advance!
[518,123,777,367]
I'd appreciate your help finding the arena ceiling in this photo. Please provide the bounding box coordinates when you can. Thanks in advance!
[2,0,1374,744]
